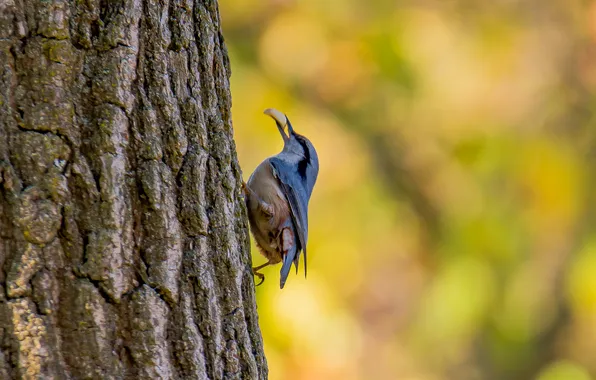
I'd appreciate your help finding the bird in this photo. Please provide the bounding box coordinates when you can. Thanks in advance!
[242,108,319,289]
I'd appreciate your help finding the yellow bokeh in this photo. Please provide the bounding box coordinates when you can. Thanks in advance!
[567,239,596,316]
[222,0,596,378]
[259,11,328,82]
[536,361,592,380]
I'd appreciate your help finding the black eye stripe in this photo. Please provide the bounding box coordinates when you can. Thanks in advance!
[295,135,310,180]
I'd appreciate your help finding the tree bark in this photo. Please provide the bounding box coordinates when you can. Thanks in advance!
[0,1,267,379]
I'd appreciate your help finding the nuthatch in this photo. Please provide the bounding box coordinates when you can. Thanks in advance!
[243,108,319,289]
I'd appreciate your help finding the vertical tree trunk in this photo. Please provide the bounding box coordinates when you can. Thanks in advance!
[0,1,267,378]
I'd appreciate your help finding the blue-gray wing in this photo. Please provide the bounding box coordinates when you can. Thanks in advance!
[269,158,309,278]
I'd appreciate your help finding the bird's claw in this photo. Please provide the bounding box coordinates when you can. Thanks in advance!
[252,269,265,286]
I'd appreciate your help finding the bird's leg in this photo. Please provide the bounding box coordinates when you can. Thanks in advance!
[242,181,273,217]
[252,262,271,286]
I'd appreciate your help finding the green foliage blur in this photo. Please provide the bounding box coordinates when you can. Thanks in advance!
[221,1,596,379]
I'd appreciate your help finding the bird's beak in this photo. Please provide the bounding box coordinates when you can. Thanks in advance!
[264,108,292,142]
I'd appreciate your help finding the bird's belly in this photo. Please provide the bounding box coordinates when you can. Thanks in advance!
[247,214,283,264]
[247,162,286,206]
[246,161,290,264]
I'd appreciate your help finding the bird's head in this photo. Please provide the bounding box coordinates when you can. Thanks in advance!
[264,108,319,196]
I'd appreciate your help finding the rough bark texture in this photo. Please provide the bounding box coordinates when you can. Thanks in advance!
[0,1,267,379]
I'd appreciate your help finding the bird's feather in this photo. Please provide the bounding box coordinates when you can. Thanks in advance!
[269,158,309,281]
[279,220,297,289]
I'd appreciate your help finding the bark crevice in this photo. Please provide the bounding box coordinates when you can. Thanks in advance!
[0,1,267,378]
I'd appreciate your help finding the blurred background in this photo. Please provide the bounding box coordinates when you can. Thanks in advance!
[220,1,596,379]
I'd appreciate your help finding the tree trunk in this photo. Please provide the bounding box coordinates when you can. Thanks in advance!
[0,1,267,379]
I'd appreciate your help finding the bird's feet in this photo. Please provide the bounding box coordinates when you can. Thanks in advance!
[252,269,265,286]
[252,262,271,286]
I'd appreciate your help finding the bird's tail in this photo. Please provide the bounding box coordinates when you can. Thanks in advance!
[280,244,297,289]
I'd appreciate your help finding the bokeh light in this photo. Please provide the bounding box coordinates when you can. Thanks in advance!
[221,0,596,378]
